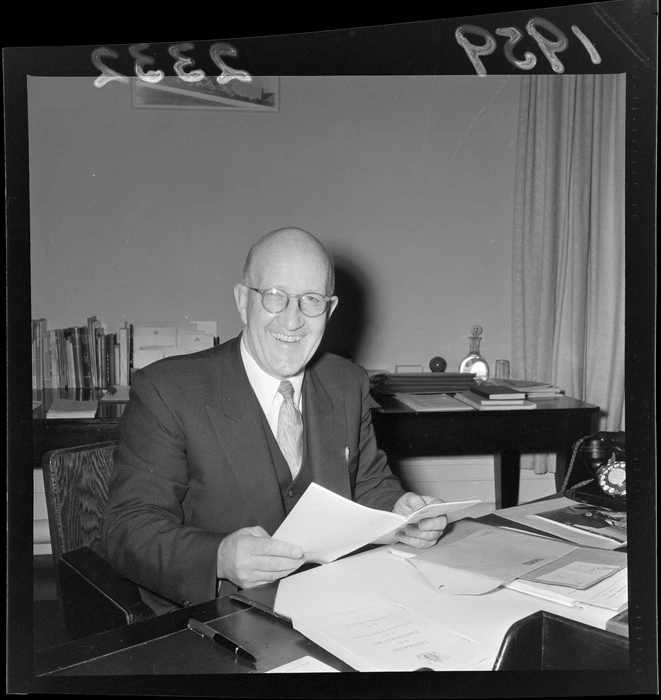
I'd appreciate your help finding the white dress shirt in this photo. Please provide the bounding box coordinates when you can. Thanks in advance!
[239,336,304,437]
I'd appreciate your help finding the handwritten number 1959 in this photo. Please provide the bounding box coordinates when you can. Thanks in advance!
[456,17,601,77]
[92,43,252,87]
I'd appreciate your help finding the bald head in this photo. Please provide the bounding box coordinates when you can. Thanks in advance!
[242,227,335,296]
[234,227,339,378]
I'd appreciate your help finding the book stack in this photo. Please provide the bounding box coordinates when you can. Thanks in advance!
[46,395,99,419]
[370,372,477,395]
[454,384,536,410]
[495,378,565,399]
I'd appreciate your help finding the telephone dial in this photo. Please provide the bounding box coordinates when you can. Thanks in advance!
[564,431,626,511]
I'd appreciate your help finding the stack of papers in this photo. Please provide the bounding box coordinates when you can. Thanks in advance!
[370,372,477,395]
[393,393,472,412]
[492,378,565,398]
[454,391,537,411]
[495,497,626,550]
[530,503,627,545]
[274,543,623,671]
[46,396,99,418]
[132,321,217,370]
[410,522,578,595]
[506,560,627,612]
[410,524,626,613]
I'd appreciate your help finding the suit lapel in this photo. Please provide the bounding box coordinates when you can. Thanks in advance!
[303,365,351,498]
[204,339,286,533]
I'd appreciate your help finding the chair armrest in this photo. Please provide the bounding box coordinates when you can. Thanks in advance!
[59,546,155,640]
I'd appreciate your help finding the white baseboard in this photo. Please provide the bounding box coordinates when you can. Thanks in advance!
[394,455,557,505]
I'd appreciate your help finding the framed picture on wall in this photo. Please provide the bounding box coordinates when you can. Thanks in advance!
[131,75,279,111]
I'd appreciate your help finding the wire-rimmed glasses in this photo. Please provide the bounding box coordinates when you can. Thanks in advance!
[246,286,333,317]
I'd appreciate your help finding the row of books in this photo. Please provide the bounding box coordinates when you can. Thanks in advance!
[392,380,566,413]
[32,317,131,391]
[32,317,219,391]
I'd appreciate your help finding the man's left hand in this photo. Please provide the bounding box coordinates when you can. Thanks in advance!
[391,492,448,548]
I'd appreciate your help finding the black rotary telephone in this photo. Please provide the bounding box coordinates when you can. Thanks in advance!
[563,431,626,511]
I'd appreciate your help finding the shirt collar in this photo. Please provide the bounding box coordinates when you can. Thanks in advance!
[240,334,304,411]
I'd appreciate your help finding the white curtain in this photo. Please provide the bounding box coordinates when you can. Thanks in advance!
[512,74,626,474]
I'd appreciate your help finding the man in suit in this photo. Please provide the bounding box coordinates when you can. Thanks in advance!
[102,227,447,614]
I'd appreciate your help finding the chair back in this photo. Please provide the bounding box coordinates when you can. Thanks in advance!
[42,441,119,562]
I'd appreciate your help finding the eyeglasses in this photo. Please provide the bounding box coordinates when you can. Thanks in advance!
[246,286,333,317]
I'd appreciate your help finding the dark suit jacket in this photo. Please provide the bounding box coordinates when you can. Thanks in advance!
[101,335,404,611]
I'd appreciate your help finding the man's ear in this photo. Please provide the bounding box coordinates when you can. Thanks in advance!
[327,296,339,319]
[234,284,249,325]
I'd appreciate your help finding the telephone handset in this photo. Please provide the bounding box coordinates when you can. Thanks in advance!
[563,431,626,510]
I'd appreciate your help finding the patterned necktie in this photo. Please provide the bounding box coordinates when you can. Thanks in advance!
[277,380,303,479]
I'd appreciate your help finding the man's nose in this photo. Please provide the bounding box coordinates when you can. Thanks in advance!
[280,297,305,329]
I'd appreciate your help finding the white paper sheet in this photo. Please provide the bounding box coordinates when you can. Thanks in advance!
[273,483,479,563]
[409,560,503,595]
[266,656,339,673]
[291,595,497,672]
[412,525,577,585]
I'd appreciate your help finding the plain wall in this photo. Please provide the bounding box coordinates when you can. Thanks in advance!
[28,75,520,372]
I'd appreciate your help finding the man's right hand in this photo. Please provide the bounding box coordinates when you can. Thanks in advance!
[216,526,305,589]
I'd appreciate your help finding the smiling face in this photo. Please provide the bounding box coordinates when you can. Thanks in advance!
[234,229,338,379]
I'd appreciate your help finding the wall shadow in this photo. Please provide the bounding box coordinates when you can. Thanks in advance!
[318,252,372,363]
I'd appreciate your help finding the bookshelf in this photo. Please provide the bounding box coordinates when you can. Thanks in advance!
[31,318,219,394]
[31,317,131,393]
[31,317,219,474]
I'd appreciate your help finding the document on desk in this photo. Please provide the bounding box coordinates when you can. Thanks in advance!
[494,497,625,550]
[517,547,626,590]
[275,545,621,656]
[506,548,628,612]
[411,521,577,591]
[290,595,497,672]
[273,483,479,564]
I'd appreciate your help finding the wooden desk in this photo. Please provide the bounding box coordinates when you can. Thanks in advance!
[36,594,352,676]
[35,534,628,678]
[32,389,123,470]
[372,395,599,507]
[33,389,599,508]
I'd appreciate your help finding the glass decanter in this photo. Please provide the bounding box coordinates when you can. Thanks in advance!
[459,325,490,380]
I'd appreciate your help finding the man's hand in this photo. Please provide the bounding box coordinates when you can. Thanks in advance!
[391,492,448,548]
[216,526,305,589]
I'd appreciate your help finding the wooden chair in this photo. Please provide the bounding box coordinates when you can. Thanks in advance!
[42,441,155,641]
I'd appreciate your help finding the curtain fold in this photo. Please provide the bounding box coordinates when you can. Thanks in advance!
[512,74,625,475]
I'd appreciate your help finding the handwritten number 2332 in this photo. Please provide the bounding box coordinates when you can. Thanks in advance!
[91,43,251,88]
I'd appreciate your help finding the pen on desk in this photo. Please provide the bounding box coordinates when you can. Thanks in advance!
[187,618,257,663]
